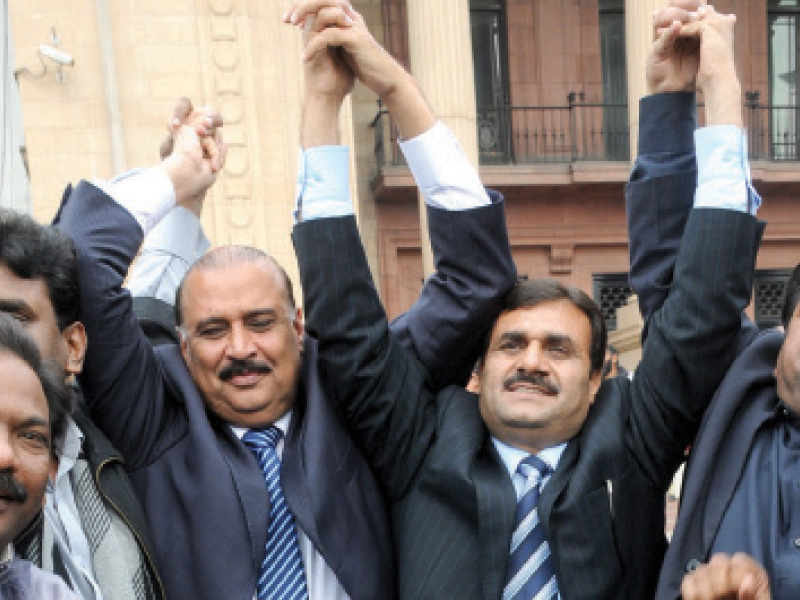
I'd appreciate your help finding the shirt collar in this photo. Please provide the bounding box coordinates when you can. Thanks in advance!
[491,436,567,479]
[230,411,293,440]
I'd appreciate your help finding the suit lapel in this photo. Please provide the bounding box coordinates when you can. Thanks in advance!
[474,441,517,600]
[280,406,322,552]
[214,419,270,570]
[539,438,578,540]
[701,386,776,551]
[278,341,328,566]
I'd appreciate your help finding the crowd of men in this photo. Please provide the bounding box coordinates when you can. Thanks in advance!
[0,0,794,598]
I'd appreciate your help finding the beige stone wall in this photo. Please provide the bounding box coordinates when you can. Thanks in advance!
[625,0,664,161]
[9,0,373,297]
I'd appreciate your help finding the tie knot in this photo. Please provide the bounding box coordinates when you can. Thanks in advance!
[519,455,551,481]
[243,426,283,452]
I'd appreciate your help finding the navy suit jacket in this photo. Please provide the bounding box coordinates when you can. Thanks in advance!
[57,181,516,600]
[626,92,789,599]
[296,199,760,598]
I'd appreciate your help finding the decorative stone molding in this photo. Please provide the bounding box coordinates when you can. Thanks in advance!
[202,0,254,246]
[549,243,574,275]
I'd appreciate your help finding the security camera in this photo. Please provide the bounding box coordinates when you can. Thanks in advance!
[38,44,74,66]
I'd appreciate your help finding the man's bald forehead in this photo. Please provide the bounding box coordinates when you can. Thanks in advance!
[174,245,296,326]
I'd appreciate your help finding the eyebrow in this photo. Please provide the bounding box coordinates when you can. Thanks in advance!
[497,330,577,348]
[20,416,49,429]
[543,333,576,348]
[0,299,32,314]
[497,331,528,345]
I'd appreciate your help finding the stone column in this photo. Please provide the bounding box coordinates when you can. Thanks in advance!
[406,0,479,275]
[625,0,664,161]
[1,0,30,212]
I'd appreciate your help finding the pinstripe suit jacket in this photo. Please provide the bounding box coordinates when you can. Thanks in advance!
[625,92,790,599]
[296,206,760,599]
[58,182,517,600]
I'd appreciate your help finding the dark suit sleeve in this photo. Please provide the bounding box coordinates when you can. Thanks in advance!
[57,181,179,469]
[627,205,761,489]
[133,297,180,346]
[625,92,697,326]
[296,216,444,499]
[626,92,762,347]
[389,194,517,388]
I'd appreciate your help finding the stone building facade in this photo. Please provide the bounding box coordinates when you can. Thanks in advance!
[9,0,800,355]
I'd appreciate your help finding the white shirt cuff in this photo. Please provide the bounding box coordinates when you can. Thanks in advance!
[399,122,490,210]
[93,167,177,235]
[294,146,353,223]
[694,126,761,215]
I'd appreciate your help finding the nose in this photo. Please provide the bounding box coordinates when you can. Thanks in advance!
[518,342,548,374]
[226,323,256,360]
[0,428,17,472]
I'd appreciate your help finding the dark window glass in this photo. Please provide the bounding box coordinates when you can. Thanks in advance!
[593,273,633,332]
[600,2,629,160]
[769,1,800,159]
[470,0,510,163]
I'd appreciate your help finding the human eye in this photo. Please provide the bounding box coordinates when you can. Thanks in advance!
[197,324,227,340]
[249,316,276,332]
[1,310,28,324]
[20,430,50,449]
[547,341,572,358]
[498,337,523,352]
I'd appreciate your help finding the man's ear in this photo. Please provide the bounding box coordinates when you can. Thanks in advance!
[293,307,305,352]
[63,322,87,376]
[178,327,191,364]
[589,369,603,401]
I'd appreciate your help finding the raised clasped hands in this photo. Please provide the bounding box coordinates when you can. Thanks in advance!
[284,0,407,101]
[649,1,738,93]
[649,2,740,127]
[158,97,226,215]
[648,0,706,94]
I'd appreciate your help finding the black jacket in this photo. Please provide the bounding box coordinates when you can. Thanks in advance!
[15,406,164,600]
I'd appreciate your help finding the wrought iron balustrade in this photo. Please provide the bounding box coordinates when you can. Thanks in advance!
[371,95,631,167]
[741,92,800,161]
[371,91,800,169]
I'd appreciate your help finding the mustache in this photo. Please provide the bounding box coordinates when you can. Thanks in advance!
[219,359,271,382]
[503,372,559,395]
[0,471,27,503]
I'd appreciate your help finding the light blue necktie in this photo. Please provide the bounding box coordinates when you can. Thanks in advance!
[503,455,558,600]
[243,427,309,600]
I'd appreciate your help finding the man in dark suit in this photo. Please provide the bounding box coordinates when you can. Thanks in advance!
[627,2,798,598]
[56,3,516,600]
[294,7,762,600]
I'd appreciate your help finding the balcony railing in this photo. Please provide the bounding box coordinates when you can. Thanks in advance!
[742,92,800,161]
[372,90,800,169]
[372,93,630,167]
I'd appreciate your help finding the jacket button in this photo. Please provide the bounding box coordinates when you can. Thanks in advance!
[794,538,800,549]
[685,559,702,573]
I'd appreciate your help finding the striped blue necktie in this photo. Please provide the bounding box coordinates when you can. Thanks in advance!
[243,427,309,600]
[503,455,558,600]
